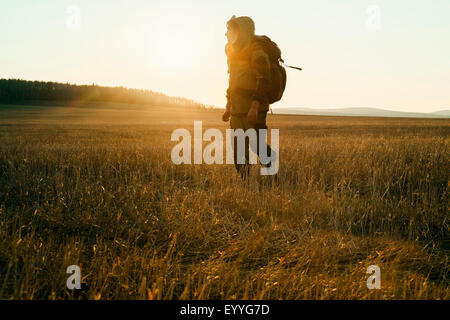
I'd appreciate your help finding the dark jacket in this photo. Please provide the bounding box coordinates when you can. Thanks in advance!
[225,16,271,115]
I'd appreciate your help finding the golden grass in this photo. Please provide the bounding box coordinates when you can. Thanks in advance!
[0,103,448,299]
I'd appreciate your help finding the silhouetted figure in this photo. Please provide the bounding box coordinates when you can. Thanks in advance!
[222,15,275,180]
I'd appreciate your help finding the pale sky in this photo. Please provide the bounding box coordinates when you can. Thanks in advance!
[1,0,449,112]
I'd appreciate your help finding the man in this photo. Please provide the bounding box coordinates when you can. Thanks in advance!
[222,15,274,179]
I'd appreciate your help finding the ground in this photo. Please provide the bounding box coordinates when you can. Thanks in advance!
[0,102,448,299]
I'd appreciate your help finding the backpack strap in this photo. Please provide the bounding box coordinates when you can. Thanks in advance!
[283,63,302,71]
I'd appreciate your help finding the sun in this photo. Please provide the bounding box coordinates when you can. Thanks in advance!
[149,28,195,71]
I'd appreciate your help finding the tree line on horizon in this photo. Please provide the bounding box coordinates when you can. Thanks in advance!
[0,79,207,109]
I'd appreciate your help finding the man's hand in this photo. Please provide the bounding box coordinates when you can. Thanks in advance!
[222,104,231,122]
[247,100,260,125]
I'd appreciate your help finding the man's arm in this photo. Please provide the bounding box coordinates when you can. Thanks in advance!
[222,93,231,122]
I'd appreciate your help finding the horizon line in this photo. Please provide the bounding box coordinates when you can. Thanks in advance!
[2,78,449,114]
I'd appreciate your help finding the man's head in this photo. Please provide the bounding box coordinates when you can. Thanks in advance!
[225,19,239,45]
[225,15,255,50]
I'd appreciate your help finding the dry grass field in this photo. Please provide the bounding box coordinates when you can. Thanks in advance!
[0,103,448,299]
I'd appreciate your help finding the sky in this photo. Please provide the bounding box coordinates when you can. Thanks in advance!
[1,0,449,113]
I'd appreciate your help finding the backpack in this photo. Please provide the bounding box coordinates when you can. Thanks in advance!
[250,35,302,104]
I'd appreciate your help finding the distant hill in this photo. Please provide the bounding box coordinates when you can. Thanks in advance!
[431,110,450,117]
[0,79,206,109]
[272,107,450,119]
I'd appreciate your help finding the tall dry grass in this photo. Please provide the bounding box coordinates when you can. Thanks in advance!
[0,103,448,299]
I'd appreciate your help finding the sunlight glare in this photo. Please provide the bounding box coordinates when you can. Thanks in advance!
[149,27,196,71]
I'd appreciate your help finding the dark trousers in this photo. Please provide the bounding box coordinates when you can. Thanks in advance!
[230,112,274,179]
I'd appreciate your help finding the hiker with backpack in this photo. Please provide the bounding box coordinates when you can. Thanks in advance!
[222,15,295,179]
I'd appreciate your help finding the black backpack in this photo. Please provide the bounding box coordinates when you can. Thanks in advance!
[251,35,302,104]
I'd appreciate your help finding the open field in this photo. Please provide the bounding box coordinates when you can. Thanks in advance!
[0,103,448,299]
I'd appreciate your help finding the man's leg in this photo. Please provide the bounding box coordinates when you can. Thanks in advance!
[254,111,279,185]
[254,111,275,168]
[233,135,251,179]
[230,115,251,179]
